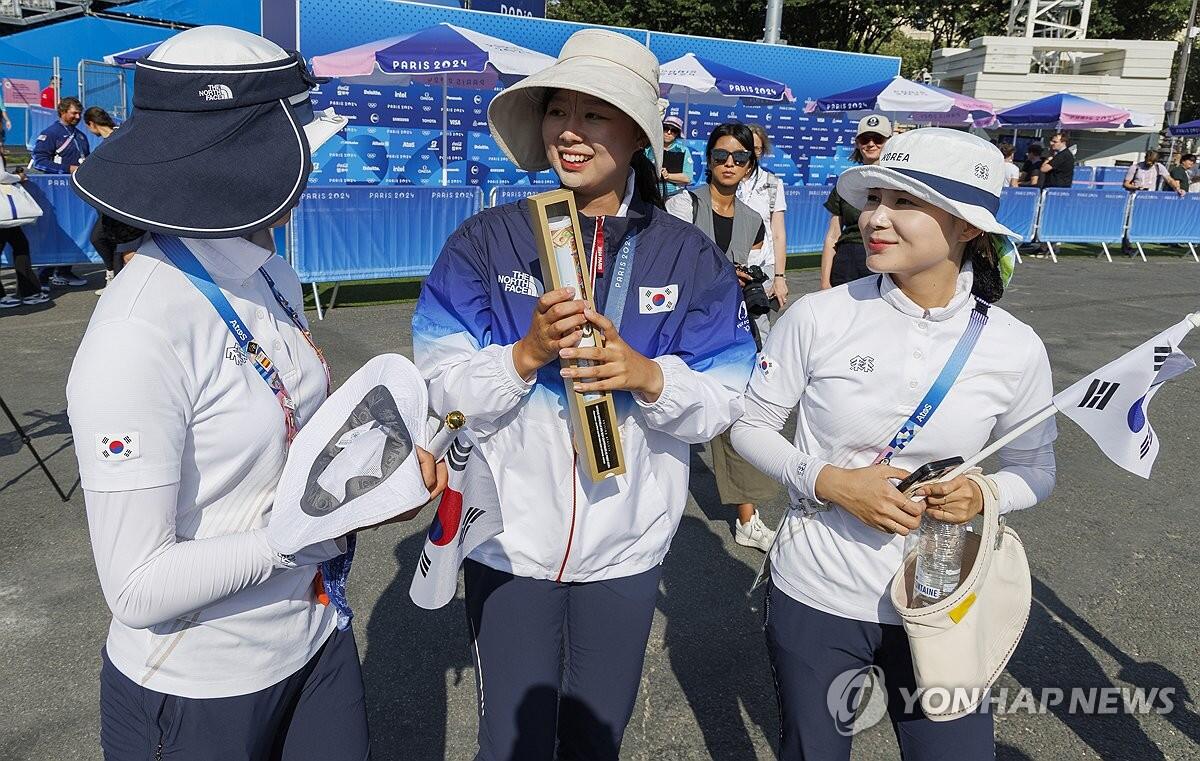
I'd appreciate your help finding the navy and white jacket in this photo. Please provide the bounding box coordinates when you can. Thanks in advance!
[31,121,89,174]
[413,185,756,583]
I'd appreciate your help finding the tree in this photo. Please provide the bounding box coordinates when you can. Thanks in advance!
[547,0,1200,121]
[876,30,933,79]
[546,0,762,41]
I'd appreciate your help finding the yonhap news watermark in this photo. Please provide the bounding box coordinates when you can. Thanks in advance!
[827,666,1178,736]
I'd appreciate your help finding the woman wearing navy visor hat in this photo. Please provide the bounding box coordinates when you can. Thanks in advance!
[67,26,445,759]
[732,128,1057,759]
[413,28,756,760]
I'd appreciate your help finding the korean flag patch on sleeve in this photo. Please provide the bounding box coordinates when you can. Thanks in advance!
[757,353,776,380]
[96,433,141,462]
[639,284,678,314]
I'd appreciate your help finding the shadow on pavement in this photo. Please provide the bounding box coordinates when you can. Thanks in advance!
[361,533,473,761]
[1006,576,1191,760]
[656,448,778,760]
[0,407,69,457]
[996,743,1035,760]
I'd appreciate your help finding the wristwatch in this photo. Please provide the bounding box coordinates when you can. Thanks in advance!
[773,274,786,278]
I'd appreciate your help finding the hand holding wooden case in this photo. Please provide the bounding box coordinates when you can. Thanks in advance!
[526,189,625,481]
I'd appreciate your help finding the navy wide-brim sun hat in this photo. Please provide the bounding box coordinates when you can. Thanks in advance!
[73,26,347,239]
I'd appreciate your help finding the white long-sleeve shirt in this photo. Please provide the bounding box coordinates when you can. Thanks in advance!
[732,267,1057,624]
[68,236,341,698]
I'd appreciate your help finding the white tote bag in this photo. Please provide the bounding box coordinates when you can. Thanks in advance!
[0,182,43,228]
[889,472,1032,721]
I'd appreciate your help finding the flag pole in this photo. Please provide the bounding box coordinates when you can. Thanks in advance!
[942,405,1057,482]
[941,309,1200,483]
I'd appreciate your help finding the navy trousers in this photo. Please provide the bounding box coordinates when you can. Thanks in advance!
[99,625,369,761]
[764,583,994,760]
[464,559,662,761]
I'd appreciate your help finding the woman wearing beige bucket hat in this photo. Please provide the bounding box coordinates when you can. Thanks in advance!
[731,128,1058,759]
[413,28,756,760]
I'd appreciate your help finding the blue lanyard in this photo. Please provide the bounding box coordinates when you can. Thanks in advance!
[153,234,301,420]
[874,298,990,464]
[602,233,636,334]
[154,234,352,624]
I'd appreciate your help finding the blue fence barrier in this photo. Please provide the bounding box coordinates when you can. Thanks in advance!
[495,183,836,255]
[997,187,1040,243]
[1038,188,1130,243]
[0,174,101,267]
[10,180,1200,278]
[1094,166,1128,186]
[489,184,545,207]
[289,186,483,281]
[1072,166,1096,187]
[1127,191,1200,243]
[783,185,832,254]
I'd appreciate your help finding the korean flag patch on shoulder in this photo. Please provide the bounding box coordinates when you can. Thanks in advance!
[639,284,678,314]
[96,433,141,462]
[757,353,776,379]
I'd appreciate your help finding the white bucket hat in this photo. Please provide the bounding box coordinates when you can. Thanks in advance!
[837,127,1018,239]
[267,354,432,555]
[487,29,663,172]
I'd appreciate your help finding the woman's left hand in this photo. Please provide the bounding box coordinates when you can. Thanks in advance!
[559,308,665,402]
[914,476,984,525]
[773,276,789,306]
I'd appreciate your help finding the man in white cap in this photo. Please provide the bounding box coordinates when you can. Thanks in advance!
[820,113,892,288]
[654,114,694,198]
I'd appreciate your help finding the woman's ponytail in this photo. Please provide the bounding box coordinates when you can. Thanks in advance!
[631,150,665,209]
[966,234,1005,303]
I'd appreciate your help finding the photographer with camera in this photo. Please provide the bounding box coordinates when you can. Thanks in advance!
[667,122,779,551]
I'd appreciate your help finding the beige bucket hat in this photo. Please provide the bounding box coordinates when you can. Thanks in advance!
[487,29,663,172]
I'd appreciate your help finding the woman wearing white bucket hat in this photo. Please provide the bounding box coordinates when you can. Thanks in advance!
[66,26,445,759]
[731,128,1058,759]
[413,28,755,760]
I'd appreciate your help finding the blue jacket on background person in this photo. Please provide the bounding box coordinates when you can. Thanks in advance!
[31,120,90,174]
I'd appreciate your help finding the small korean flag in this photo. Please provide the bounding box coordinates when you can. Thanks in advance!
[96,433,140,462]
[639,284,678,314]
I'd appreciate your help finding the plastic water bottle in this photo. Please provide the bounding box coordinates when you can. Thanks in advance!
[912,514,966,608]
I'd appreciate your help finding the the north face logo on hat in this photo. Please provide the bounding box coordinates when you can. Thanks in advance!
[199,84,234,101]
[974,163,990,180]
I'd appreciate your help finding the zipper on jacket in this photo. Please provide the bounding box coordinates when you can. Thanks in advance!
[555,452,579,582]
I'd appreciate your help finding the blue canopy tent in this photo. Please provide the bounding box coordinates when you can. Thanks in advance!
[103,40,165,67]
[311,23,553,184]
[804,75,995,126]
[1169,119,1200,137]
[658,52,792,137]
[994,92,1133,130]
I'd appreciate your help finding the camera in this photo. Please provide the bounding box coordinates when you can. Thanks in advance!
[736,264,772,317]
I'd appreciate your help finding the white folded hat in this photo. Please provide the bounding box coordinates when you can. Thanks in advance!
[269,353,431,555]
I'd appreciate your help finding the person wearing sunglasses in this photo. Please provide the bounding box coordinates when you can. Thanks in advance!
[821,114,891,289]
[739,123,790,315]
[667,122,779,554]
[651,114,694,198]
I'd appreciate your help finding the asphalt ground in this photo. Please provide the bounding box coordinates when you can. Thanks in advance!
[1,253,1198,760]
